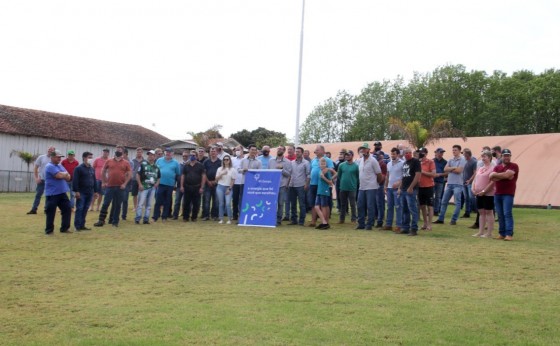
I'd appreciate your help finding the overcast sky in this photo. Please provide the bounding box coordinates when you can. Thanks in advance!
[1,0,559,143]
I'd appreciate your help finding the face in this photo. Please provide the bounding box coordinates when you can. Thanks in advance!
[404,151,413,160]
[452,147,460,156]
[155,150,163,158]
[262,146,270,156]
[390,151,398,160]
[198,149,205,157]
[86,155,94,165]
[147,153,155,162]
[320,160,327,169]
[222,156,231,166]
[435,151,443,159]
[303,150,310,158]
[210,148,217,157]
[102,150,110,158]
[502,154,511,164]
[47,146,55,155]
[136,149,143,157]
[182,153,189,161]
[67,154,75,161]
[51,155,62,164]
[287,146,295,156]
[345,154,353,161]
[249,147,258,157]
[315,146,324,157]
[482,154,491,164]
[277,146,285,156]
[296,148,303,159]
[362,148,370,157]
[165,150,173,158]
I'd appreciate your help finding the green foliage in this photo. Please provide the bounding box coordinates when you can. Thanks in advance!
[230,127,287,148]
[388,117,466,149]
[188,125,224,148]
[10,150,38,168]
[301,65,560,143]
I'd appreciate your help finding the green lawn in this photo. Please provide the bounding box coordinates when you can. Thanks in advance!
[1,193,559,345]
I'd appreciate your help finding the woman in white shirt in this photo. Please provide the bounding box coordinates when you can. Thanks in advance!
[215,155,237,224]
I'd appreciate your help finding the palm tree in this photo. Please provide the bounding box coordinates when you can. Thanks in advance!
[10,150,39,192]
[388,117,466,150]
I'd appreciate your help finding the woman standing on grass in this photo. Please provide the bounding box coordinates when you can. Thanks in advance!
[315,157,337,230]
[471,151,495,238]
[215,155,236,224]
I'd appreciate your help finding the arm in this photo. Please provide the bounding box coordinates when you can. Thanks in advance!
[407,172,422,193]
[34,163,41,183]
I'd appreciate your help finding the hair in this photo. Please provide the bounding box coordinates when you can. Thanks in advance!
[492,145,501,152]
[115,145,125,151]
[463,148,472,156]
[391,147,400,155]
[296,146,304,153]
[154,148,162,153]
[481,150,493,160]
[136,147,143,151]
[278,145,286,151]
[319,157,327,165]
[221,155,232,168]
[452,144,462,151]
[247,144,257,150]
[482,146,491,151]
[82,151,92,159]
[123,148,129,155]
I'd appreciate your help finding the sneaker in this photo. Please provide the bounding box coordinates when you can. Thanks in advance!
[60,229,73,234]
[27,210,37,215]
[433,212,439,217]
[504,236,513,241]
[472,233,482,237]
[433,220,444,224]
[226,220,231,225]
[218,220,223,224]
[408,231,418,236]
[282,217,290,221]
[202,217,210,221]
[307,222,316,227]
[375,224,383,228]
[143,220,150,224]
[135,220,140,224]
[112,224,118,228]
[396,230,410,235]
[45,232,54,236]
[450,221,457,225]
[191,219,197,222]
[393,227,401,233]
[171,217,178,220]
[461,214,470,218]
[93,221,104,227]
[468,224,479,229]
[355,225,365,230]
[337,220,345,224]
[365,226,373,231]
[80,227,91,231]
[317,223,330,230]
[495,235,506,240]
[288,221,298,225]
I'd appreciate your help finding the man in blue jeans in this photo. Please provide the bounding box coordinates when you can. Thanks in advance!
[27,146,55,215]
[434,145,466,226]
[355,143,382,231]
[397,148,421,236]
[44,150,72,235]
[72,151,98,231]
[490,149,519,241]
[384,147,404,232]
[153,147,181,222]
[433,148,448,216]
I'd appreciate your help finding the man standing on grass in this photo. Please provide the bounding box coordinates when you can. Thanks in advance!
[355,143,382,231]
[384,147,404,232]
[135,150,160,225]
[180,151,206,222]
[307,145,335,227]
[27,146,55,215]
[153,147,181,223]
[433,148,448,217]
[131,147,145,211]
[336,150,358,224]
[397,148,421,236]
[202,147,222,221]
[269,145,292,226]
[288,147,310,226]
[90,148,110,212]
[72,151,98,231]
[434,145,466,226]
[44,150,72,235]
[61,150,79,210]
[94,146,132,228]
[490,149,519,241]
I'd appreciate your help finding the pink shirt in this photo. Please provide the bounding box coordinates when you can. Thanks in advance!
[473,164,495,196]
[93,157,107,180]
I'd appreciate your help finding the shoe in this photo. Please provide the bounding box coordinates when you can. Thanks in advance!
[60,229,73,234]
[472,233,482,237]
[450,221,457,225]
[408,231,418,236]
[375,224,383,228]
[317,223,330,230]
[433,220,444,224]
[468,224,479,229]
[182,218,189,222]
[337,220,345,224]
[393,227,401,233]
[227,220,232,225]
[218,220,223,224]
[152,218,158,223]
[93,221,104,227]
[461,214,470,218]
[396,230,410,235]
[80,227,91,231]
[355,225,365,230]
[504,236,513,241]
[45,232,54,236]
[232,217,238,221]
[495,235,506,240]
[433,212,439,217]
[143,220,150,224]
[27,210,37,215]
[288,221,298,225]
[479,234,490,238]
[323,223,331,230]
[135,220,140,224]
[112,224,118,228]
[121,217,127,221]
[191,219,197,222]
[365,226,373,231]
[315,224,323,229]
[202,217,210,221]
[307,223,316,227]
[383,226,393,231]
[282,217,290,221]
[212,217,220,221]
[172,217,178,220]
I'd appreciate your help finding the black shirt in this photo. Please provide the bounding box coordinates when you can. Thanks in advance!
[183,162,206,186]
[72,163,98,193]
[203,158,221,181]
[401,158,421,190]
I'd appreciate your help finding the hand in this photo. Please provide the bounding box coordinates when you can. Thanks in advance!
[180,187,184,193]
[35,177,41,184]
[225,188,231,195]
[407,187,413,194]
[75,192,81,199]
[199,187,203,193]
[138,185,144,192]
[120,184,126,190]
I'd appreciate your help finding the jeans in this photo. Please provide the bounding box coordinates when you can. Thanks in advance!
[276,186,288,223]
[74,191,93,229]
[121,184,130,219]
[376,187,385,226]
[437,184,463,222]
[172,188,184,218]
[183,185,202,221]
[31,179,45,212]
[284,190,291,219]
[463,183,477,215]
[99,186,126,226]
[232,184,244,219]
[135,187,156,222]
[153,184,174,221]
[216,184,232,221]
[386,188,402,228]
[401,189,419,232]
[357,189,378,228]
[202,184,219,219]
[67,182,76,209]
[289,186,307,225]
[306,185,318,212]
[494,194,514,237]
[433,181,445,214]
[339,190,357,222]
[45,193,71,233]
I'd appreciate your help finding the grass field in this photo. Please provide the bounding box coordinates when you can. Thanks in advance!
[1,193,559,345]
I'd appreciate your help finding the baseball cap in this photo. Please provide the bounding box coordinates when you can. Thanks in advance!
[374,141,382,146]
[358,143,370,150]
[147,150,156,155]
[416,147,428,154]
[164,147,173,152]
[67,150,75,155]
[50,150,65,157]
[502,149,512,155]
[435,147,446,153]
[345,150,354,156]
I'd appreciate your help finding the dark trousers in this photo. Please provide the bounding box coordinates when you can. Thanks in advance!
[202,184,218,219]
[45,193,71,234]
[232,184,244,219]
[121,184,131,219]
[99,186,125,226]
[32,179,45,212]
[289,186,307,225]
[153,184,174,221]
[183,185,202,221]
[74,191,93,229]
[173,188,184,218]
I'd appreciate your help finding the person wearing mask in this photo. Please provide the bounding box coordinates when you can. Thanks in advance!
[72,151,98,231]
[94,146,132,228]
[181,150,206,222]
[355,143,382,231]
[398,148,421,236]
[269,145,292,226]
[257,145,272,169]
[44,150,72,235]
[135,150,161,224]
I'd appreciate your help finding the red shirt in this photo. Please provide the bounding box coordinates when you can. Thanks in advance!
[103,158,131,187]
[494,162,519,195]
[419,158,436,188]
[61,158,79,178]
[286,154,296,161]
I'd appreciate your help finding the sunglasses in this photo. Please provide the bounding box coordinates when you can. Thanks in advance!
[223,158,230,161]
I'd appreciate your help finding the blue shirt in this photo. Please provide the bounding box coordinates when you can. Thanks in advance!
[72,163,97,194]
[317,170,332,196]
[257,155,272,169]
[434,157,447,183]
[156,157,181,187]
[310,156,334,185]
[45,162,70,196]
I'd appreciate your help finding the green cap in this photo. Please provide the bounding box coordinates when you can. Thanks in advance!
[358,142,370,150]
[67,150,75,155]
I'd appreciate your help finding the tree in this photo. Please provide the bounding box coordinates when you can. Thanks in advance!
[10,150,39,192]
[188,125,224,148]
[388,117,466,150]
[229,129,253,147]
[230,127,288,148]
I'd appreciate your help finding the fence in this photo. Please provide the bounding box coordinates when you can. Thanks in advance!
[0,171,36,192]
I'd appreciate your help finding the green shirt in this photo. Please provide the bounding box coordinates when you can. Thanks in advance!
[138,161,161,189]
[337,161,359,191]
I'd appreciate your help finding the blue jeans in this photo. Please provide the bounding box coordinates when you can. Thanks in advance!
[153,184,174,221]
[136,187,156,222]
[275,186,288,223]
[290,186,307,225]
[463,183,477,215]
[401,189,419,232]
[45,193,72,233]
[74,191,93,229]
[67,182,76,209]
[433,181,445,214]
[173,188,183,218]
[31,179,45,212]
[284,189,291,219]
[216,184,232,221]
[202,184,218,219]
[495,194,514,237]
[386,188,402,228]
[376,187,385,226]
[306,185,318,212]
[99,186,125,226]
[437,184,462,222]
[357,189,378,228]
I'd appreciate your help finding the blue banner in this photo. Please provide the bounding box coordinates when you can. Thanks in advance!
[239,169,282,228]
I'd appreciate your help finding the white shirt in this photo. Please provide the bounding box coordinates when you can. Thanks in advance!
[216,167,237,187]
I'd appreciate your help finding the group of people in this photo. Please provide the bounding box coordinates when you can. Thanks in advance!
[28,141,519,241]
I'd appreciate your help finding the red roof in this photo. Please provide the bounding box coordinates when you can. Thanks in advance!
[0,104,170,148]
